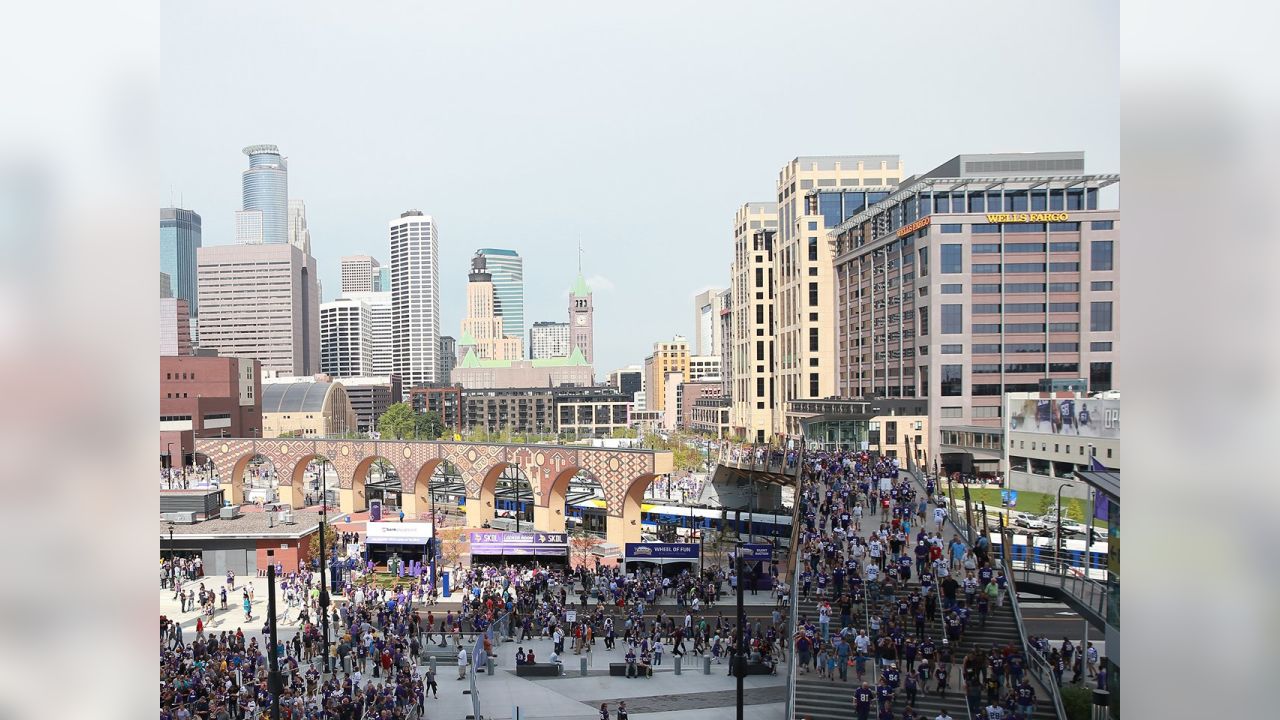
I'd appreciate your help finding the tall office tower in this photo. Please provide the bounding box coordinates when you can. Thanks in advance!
[197,242,320,376]
[717,288,732,396]
[159,298,192,356]
[390,210,440,393]
[341,291,393,377]
[438,336,457,381]
[773,155,904,435]
[235,144,289,245]
[692,288,725,356]
[643,336,690,412]
[459,252,523,361]
[160,207,202,318]
[320,297,374,378]
[287,199,311,254]
[477,248,524,341]
[375,267,390,293]
[529,321,571,359]
[830,151,1118,462]
[609,365,644,401]
[341,255,381,293]
[688,355,722,381]
[568,272,594,364]
[160,272,172,298]
[728,202,778,443]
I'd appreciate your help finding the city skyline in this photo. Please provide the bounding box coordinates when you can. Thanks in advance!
[159,3,1118,374]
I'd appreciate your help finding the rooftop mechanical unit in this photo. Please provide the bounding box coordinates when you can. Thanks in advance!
[219,506,242,520]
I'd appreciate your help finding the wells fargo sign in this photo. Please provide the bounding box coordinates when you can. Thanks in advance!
[985,212,1071,223]
[896,216,932,237]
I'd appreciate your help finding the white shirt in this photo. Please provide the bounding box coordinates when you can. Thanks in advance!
[457,649,468,666]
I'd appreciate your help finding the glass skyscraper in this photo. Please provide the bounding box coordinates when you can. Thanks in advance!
[160,207,202,316]
[478,248,524,340]
[236,144,288,244]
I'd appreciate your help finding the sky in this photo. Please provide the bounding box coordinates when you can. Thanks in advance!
[160,1,1119,375]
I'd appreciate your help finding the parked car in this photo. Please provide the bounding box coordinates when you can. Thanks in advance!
[1012,512,1050,531]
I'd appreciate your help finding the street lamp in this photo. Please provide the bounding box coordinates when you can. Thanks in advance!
[1054,482,1072,572]
[166,442,174,489]
[317,460,332,675]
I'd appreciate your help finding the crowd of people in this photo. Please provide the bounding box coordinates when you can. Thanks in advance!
[784,449,1057,720]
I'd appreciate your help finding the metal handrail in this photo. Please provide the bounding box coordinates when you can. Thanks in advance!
[783,456,807,720]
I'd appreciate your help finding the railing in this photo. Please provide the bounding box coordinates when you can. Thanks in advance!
[784,525,802,719]
[902,436,1066,720]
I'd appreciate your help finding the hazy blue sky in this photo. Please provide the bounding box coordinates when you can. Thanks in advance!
[160,1,1118,374]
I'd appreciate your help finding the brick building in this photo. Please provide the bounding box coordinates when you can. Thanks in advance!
[161,356,262,468]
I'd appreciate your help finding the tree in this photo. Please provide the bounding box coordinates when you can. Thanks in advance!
[569,525,603,568]
[377,403,445,440]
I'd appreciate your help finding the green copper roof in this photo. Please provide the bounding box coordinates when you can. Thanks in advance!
[458,330,476,346]
[570,273,591,298]
[455,347,590,370]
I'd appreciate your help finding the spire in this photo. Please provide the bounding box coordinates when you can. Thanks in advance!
[571,273,591,298]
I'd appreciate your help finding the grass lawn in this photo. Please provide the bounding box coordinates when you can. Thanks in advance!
[949,485,1092,521]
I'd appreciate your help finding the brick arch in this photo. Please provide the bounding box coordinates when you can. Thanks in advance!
[509,446,579,507]
[438,442,507,498]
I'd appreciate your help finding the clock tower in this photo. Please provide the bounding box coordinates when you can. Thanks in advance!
[568,272,594,364]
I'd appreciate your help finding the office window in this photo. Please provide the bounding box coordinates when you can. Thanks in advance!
[809,373,819,396]
[1090,301,1114,331]
[941,245,963,274]
[941,406,963,419]
[972,303,1001,313]
[918,307,928,336]
[1090,342,1113,352]
[1090,220,1114,230]
[941,224,963,233]
[808,237,818,261]
[1091,281,1113,291]
[941,304,963,334]
[1090,362,1113,391]
[1048,302,1079,312]
[918,248,929,276]
[809,283,818,307]
[808,221,818,231]
[973,264,1001,274]
[941,365,962,396]
[973,284,1001,294]
[941,284,963,294]
[919,366,929,397]
[1091,241,1114,271]
[809,327,819,352]
[1005,242,1045,253]
[1049,262,1080,272]
[971,223,1001,234]
[941,344,963,354]
[972,243,1001,254]
[972,323,1001,334]
[973,344,1001,354]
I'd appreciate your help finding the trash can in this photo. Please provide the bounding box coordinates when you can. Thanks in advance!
[487,657,495,675]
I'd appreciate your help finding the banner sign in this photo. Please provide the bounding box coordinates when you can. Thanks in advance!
[625,543,699,560]
[740,544,773,561]
[469,531,568,556]
[366,521,432,545]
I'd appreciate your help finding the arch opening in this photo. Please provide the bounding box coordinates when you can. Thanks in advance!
[353,455,400,513]
[562,469,606,538]
[230,453,279,506]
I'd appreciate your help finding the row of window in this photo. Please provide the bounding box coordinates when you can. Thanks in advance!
[165,372,197,380]
[936,241,1112,273]
[933,361,1112,396]
[972,262,1082,274]
[936,341,1111,354]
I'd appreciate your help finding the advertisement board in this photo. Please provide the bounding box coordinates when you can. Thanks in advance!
[625,543,699,560]
[366,521,432,545]
[740,544,773,561]
[469,531,568,556]
[1007,395,1119,439]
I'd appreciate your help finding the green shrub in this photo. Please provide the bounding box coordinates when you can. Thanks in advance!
[1060,685,1093,720]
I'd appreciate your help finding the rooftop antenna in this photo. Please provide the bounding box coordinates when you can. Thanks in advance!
[577,239,583,275]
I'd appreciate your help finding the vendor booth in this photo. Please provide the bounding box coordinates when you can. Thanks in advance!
[469,531,568,566]
[364,521,433,568]
[624,542,699,577]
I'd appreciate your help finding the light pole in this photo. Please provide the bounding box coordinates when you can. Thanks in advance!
[318,460,332,675]
[1054,482,1072,572]
[732,530,746,720]
[166,442,174,489]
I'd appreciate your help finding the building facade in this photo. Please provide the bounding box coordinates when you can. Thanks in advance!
[477,248,525,341]
[642,336,690,413]
[408,384,464,432]
[529,321,571,360]
[608,366,643,402]
[728,203,778,443]
[569,273,594,364]
[553,388,632,437]
[450,349,593,389]
[235,144,289,245]
[160,298,193,357]
[438,336,457,383]
[160,356,262,465]
[390,210,441,393]
[196,242,320,377]
[260,376,357,438]
[341,255,381,294]
[287,199,311,254]
[717,288,732,396]
[459,252,523,362]
[1000,390,1119,499]
[830,152,1119,458]
[337,375,403,434]
[688,355,721,382]
[338,291,393,377]
[320,297,373,378]
[160,207,202,318]
[691,396,731,438]
[693,288,725,357]
[161,272,172,298]
[773,155,904,437]
[677,380,722,430]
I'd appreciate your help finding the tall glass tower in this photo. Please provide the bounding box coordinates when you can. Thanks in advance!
[159,207,202,316]
[478,248,524,340]
[236,144,288,244]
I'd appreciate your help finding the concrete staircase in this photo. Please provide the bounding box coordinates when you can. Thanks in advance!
[792,576,1024,720]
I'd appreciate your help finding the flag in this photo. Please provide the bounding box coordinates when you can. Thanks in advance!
[1087,457,1113,521]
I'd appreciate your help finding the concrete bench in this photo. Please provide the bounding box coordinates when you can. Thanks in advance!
[515,663,561,677]
[609,663,652,677]
[742,662,775,676]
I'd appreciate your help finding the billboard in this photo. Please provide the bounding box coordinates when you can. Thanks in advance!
[366,521,432,545]
[739,544,773,561]
[625,543,699,560]
[469,531,568,556]
[1006,395,1119,439]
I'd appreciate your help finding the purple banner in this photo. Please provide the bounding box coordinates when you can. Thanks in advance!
[740,544,773,561]
[469,531,568,556]
[625,543,699,560]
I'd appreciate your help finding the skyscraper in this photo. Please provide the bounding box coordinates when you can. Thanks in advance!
[375,267,391,293]
[390,210,440,393]
[529,321,571,359]
[320,297,374,378]
[341,291,393,377]
[692,287,725,356]
[728,202,777,443]
[160,207,201,317]
[459,252,522,362]
[569,273,594,364]
[287,199,311,254]
[438,336,457,380]
[341,255,381,293]
[235,144,288,245]
[477,248,524,340]
[197,242,320,376]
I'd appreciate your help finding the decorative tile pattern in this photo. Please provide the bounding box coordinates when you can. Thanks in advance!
[510,446,579,505]
[439,442,507,497]
[579,450,655,518]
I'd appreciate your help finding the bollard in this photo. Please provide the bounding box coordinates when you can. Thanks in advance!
[487,657,495,675]
[703,655,711,675]
[580,657,588,676]
[674,656,682,675]
[429,656,436,675]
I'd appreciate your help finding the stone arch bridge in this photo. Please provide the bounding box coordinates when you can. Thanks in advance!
[194,438,674,548]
